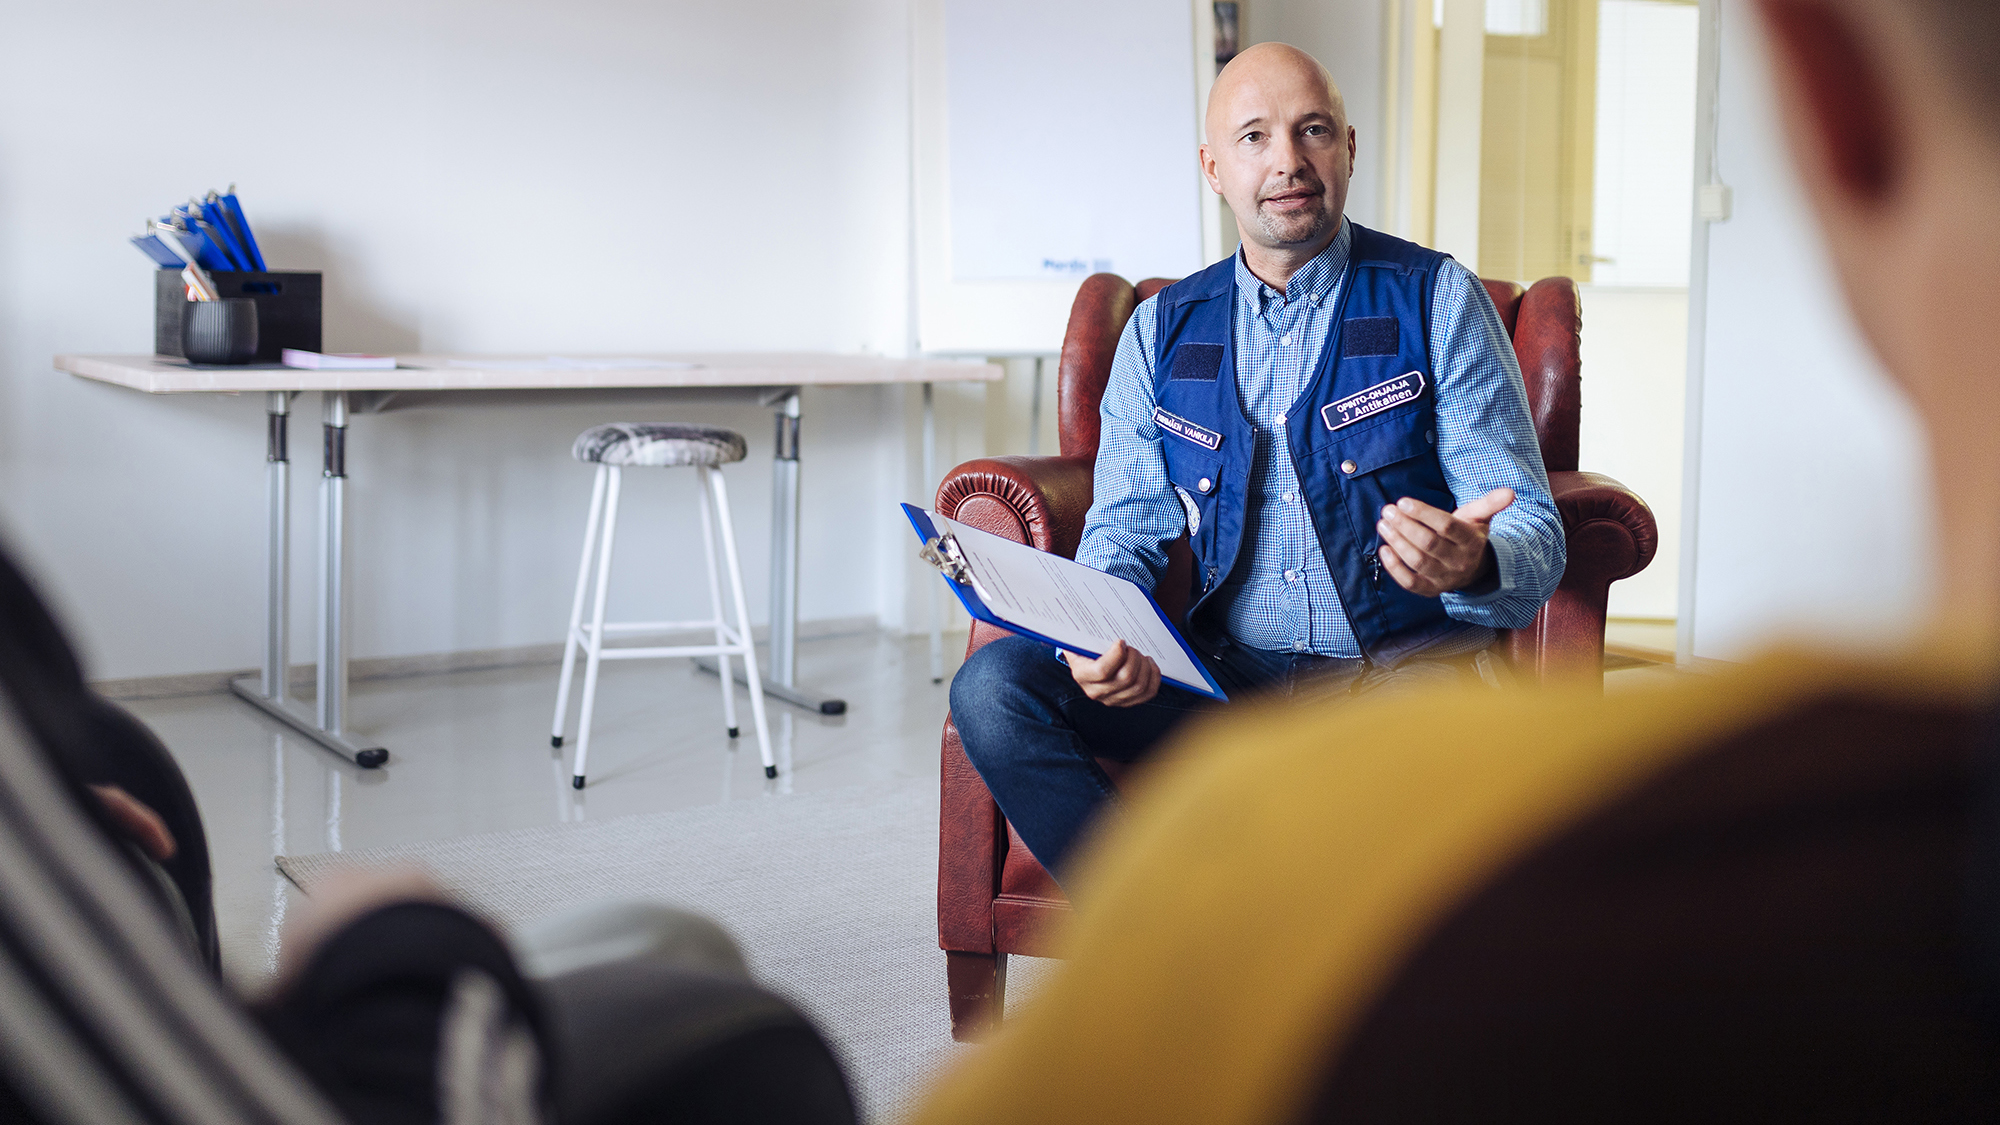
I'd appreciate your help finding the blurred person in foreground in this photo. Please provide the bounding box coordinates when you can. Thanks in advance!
[911,0,2000,1119]
[0,529,855,1122]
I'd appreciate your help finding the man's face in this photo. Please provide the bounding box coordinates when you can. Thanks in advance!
[1201,61,1356,252]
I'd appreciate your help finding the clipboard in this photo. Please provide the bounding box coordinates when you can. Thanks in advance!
[903,503,1226,701]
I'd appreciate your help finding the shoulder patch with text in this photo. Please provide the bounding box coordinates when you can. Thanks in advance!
[1321,371,1426,430]
[1152,407,1223,450]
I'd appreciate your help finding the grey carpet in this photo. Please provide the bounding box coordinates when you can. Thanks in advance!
[276,778,1052,1124]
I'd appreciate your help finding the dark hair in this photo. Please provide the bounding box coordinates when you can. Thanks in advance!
[1898,0,2000,117]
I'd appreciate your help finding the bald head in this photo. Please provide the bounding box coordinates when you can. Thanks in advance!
[1206,42,1348,144]
[1198,42,1356,283]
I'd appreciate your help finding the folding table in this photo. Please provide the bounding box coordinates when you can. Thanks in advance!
[55,353,1001,767]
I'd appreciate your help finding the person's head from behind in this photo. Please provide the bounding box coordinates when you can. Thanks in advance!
[1200,42,1355,255]
[1757,0,2000,616]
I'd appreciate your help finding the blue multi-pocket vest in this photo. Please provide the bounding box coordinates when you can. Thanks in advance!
[1150,222,1463,665]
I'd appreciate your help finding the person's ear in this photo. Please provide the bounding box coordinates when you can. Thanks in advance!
[1198,143,1223,194]
[1756,0,1900,207]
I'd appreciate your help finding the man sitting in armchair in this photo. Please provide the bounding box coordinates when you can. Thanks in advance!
[949,42,1566,881]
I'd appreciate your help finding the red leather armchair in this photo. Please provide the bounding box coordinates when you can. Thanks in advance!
[934,273,1660,1040]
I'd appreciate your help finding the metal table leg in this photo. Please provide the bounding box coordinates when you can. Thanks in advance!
[769,389,801,690]
[697,386,847,716]
[317,390,348,736]
[229,390,389,768]
[263,392,291,702]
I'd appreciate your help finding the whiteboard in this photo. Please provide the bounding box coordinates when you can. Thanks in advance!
[914,0,1213,353]
[943,0,1205,283]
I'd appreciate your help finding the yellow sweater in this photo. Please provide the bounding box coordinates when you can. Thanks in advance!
[908,651,1994,1124]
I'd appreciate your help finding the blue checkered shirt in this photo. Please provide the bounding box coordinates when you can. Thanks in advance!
[1074,222,1564,658]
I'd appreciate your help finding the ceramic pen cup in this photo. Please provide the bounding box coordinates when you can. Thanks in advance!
[180,298,260,365]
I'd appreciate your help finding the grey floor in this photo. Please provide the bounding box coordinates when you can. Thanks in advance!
[124,627,1681,993]
[127,628,965,991]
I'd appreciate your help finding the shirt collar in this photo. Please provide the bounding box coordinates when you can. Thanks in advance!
[1233,218,1350,313]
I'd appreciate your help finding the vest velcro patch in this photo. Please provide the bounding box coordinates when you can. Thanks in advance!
[1321,371,1426,430]
[1168,343,1224,381]
[1153,406,1223,450]
[1341,316,1400,358]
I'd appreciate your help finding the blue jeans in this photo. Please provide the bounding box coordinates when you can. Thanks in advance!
[949,634,1372,883]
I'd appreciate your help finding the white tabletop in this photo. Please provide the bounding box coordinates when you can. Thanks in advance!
[55,353,1002,394]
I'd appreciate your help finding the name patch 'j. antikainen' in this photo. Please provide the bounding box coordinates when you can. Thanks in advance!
[1321,370,1426,431]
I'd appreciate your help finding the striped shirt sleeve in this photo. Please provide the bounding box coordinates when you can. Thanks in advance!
[1431,260,1566,627]
[1073,296,1184,591]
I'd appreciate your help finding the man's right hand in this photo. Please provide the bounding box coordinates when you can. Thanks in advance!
[1065,639,1162,707]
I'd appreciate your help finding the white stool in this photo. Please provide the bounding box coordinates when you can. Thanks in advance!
[550,423,773,788]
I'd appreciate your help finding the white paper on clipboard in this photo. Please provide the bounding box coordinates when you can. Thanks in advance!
[931,513,1210,692]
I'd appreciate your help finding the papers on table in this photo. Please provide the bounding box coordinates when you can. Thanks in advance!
[281,349,396,370]
[903,504,1224,699]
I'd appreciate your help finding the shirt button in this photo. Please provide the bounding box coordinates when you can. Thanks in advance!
[1283,569,1297,582]
[1340,459,1358,474]
[1281,334,1293,346]
[1197,476,1213,493]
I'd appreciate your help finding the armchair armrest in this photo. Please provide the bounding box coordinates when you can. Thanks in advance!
[1503,470,1660,681]
[935,454,1096,959]
[1549,470,1659,582]
[935,455,1097,558]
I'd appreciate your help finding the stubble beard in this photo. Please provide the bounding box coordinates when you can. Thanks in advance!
[1254,200,1336,247]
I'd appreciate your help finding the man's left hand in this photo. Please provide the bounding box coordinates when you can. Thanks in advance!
[1376,488,1515,597]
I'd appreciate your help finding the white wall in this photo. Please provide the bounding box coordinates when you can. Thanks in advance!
[1592,0,1698,287]
[1243,0,1388,229]
[1683,0,1934,658]
[0,0,939,681]
[1578,287,1684,618]
[1580,0,1700,620]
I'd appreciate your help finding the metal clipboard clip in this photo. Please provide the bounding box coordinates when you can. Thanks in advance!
[919,533,973,585]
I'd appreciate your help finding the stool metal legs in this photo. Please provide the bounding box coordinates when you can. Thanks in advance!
[551,464,774,788]
[550,465,610,751]
[569,466,623,788]
[704,467,774,776]
[695,472,738,739]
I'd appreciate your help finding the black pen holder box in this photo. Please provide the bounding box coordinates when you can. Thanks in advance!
[155,270,320,364]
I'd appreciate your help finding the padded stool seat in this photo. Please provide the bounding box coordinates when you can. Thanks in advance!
[572,423,749,468]
[552,421,773,788]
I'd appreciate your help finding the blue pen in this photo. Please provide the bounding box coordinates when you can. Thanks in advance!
[199,196,252,271]
[218,186,265,271]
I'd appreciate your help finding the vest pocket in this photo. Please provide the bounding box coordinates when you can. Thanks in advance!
[1162,447,1223,500]
[1327,422,1434,477]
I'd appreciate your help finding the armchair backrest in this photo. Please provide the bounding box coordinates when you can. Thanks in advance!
[1054,270,1583,472]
